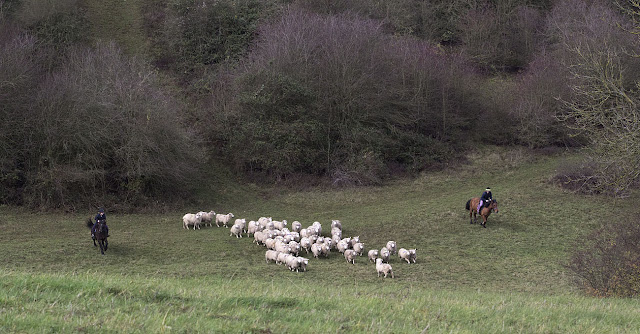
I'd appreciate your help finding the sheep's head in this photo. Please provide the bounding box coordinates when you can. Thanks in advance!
[376,258,383,265]
[229,213,235,218]
[195,212,203,218]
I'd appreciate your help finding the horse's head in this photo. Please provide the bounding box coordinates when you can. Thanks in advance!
[490,199,499,213]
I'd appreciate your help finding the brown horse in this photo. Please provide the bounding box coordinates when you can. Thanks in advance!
[86,218,109,255]
[465,198,499,228]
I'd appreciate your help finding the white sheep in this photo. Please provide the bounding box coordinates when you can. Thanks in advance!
[386,240,397,255]
[311,243,323,258]
[398,248,417,264]
[182,212,203,230]
[253,231,265,245]
[291,221,302,233]
[265,250,279,264]
[353,242,364,256]
[198,211,216,227]
[230,224,243,238]
[258,217,272,228]
[337,240,350,254]
[247,220,261,235]
[375,258,394,278]
[276,252,289,265]
[344,249,357,264]
[331,219,342,230]
[288,241,301,256]
[297,257,309,272]
[368,249,379,263]
[215,213,234,227]
[273,220,287,230]
[380,247,391,263]
[300,237,312,253]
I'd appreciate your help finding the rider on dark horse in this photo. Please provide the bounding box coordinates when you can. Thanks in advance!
[91,208,109,239]
[477,187,493,213]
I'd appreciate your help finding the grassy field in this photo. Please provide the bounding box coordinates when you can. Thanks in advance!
[2,147,640,333]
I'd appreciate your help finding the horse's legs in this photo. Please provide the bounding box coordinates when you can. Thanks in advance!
[104,239,108,251]
[99,240,105,255]
[93,238,97,247]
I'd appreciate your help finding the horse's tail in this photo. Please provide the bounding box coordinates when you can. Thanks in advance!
[465,199,471,211]
[86,218,93,229]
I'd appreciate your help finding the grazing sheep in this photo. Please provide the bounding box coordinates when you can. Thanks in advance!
[291,221,302,233]
[215,213,235,228]
[312,222,322,235]
[182,212,203,230]
[386,241,397,255]
[398,248,417,264]
[375,258,394,278]
[353,242,364,256]
[233,218,246,230]
[331,228,342,238]
[344,249,357,264]
[198,211,216,227]
[266,221,275,231]
[265,250,279,264]
[230,224,243,238]
[380,247,391,263]
[368,249,379,263]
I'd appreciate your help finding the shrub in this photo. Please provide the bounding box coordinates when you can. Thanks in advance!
[6,42,200,209]
[568,219,640,297]
[206,8,484,184]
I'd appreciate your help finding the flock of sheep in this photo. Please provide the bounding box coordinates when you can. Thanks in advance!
[183,211,417,278]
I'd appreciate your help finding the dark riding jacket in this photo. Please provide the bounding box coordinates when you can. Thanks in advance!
[480,191,493,203]
[92,212,108,235]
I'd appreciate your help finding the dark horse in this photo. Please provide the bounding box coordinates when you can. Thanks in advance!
[86,218,108,255]
[465,198,499,228]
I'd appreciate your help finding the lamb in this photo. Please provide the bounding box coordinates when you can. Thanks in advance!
[375,258,394,278]
[386,240,397,255]
[380,247,391,263]
[398,248,417,264]
[230,224,243,238]
[233,218,246,231]
[198,211,216,227]
[344,249,357,264]
[215,213,234,228]
[368,249,379,263]
[265,250,279,264]
[182,212,203,230]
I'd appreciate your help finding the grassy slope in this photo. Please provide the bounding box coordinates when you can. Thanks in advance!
[1,148,640,333]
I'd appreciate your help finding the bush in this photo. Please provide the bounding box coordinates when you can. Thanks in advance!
[205,9,483,184]
[568,219,640,297]
[1,41,200,209]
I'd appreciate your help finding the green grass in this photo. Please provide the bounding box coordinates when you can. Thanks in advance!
[2,148,640,333]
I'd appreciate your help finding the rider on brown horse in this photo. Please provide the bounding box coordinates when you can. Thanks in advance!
[477,187,493,213]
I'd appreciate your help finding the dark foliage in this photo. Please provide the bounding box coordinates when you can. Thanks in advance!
[568,219,640,297]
